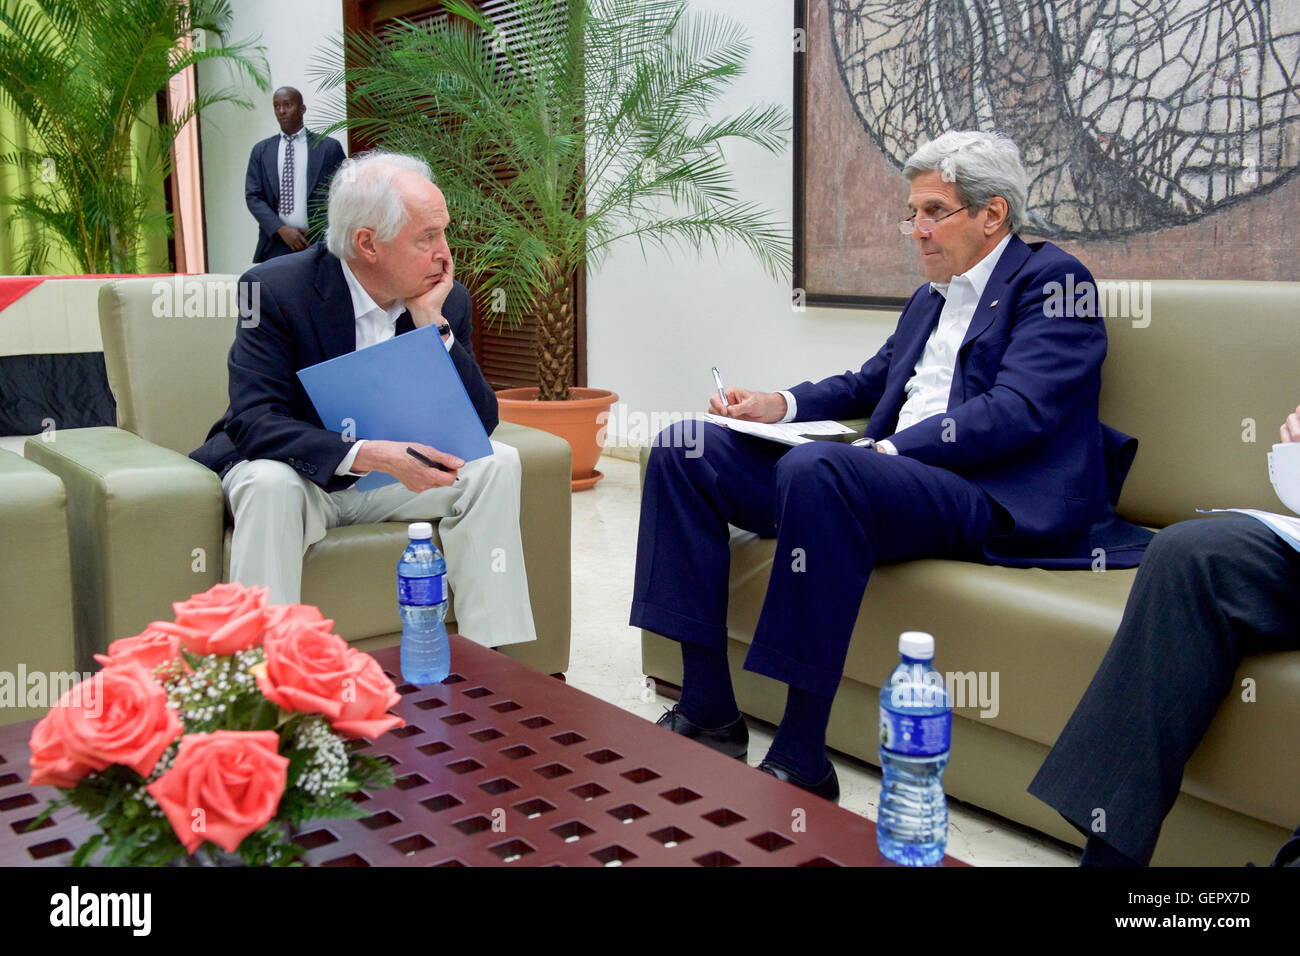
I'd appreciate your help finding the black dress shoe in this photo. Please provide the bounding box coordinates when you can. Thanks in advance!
[757,759,840,803]
[654,704,748,760]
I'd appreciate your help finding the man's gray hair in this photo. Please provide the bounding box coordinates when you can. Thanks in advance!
[327,151,434,259]
[903,131,1029,234]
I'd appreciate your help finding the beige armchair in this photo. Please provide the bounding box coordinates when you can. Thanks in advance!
[26,276,571,676]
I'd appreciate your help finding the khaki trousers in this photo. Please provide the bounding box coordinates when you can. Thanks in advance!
[221,440,535,648]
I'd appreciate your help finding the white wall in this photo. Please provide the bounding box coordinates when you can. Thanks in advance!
[197,0,345,276]
[586,0,902,441]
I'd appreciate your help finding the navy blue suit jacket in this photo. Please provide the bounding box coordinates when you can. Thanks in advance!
[245,130,346,263]
[787,235,1151,568]
[190,244,498,492]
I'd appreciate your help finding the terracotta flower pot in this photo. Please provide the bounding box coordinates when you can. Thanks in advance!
[496,387,619,491]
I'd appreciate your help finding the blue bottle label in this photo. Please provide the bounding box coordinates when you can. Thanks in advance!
[879,707,951,756]
[398,573,444,605]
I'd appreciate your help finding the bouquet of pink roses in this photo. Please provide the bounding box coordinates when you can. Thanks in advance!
[27,583,406,866]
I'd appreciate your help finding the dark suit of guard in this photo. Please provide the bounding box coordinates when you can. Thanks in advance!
[631,234,1152,702]
[245,131,346,264]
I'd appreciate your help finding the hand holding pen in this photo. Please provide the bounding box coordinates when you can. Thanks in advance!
[707,366,789,423]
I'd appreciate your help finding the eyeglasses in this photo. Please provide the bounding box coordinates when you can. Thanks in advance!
[898,206,969,237]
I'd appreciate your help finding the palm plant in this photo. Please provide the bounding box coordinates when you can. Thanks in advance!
[0,0,267,274]
[318,0,789,401]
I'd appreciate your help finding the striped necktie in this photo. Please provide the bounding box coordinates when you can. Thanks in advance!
[279,133,295,216]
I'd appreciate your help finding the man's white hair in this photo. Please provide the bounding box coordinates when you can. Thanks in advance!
[326,151,434,259]
[903,130,1030,234]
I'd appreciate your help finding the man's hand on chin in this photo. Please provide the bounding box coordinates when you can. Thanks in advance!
[352,440,462,492]
[407,256,455,333]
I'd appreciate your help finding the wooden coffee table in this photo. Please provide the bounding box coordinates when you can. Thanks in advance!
[0,636,964,867]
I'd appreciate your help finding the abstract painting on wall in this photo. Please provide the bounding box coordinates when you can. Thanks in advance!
[795,0,1300,306]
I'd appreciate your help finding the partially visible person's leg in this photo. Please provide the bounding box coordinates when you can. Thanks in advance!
[1028,514,1300,865]
[744,441,995,786]
[630,421,787,730]
[223,459,337,605]
[346,440,535,649]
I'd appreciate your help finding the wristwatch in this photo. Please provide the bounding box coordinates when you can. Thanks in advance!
[851,437,877,450]
[436,322,451,337]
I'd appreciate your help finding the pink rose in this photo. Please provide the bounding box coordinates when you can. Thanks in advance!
[256,624,404,739]
[331,649,405,739]
[93,623,183,673]
[147,731,289,854]
[169,583,269,655]
[28,662,181,785]
[262,603,335,643]
[28,713,93,789]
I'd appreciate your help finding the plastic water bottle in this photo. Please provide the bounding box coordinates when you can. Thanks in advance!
[877,631,951,866]
[398,522,449,685]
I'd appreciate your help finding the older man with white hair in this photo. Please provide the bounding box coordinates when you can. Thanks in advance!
[192,151,536,650]
[632,130,1152,799]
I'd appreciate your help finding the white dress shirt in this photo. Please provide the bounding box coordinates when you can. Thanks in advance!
[276,127,309,230]
[334,260,456,476]
[778,233,1012,456]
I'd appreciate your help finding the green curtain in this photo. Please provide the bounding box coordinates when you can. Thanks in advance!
[0,108,171,276]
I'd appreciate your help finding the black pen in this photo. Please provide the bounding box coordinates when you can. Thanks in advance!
[406,446,454,473]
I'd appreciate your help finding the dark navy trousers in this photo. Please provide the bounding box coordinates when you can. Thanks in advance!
[1028,514,1300,864]
[630,422,996,699]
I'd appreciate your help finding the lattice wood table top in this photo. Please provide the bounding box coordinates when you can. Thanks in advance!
[0,636,965,867]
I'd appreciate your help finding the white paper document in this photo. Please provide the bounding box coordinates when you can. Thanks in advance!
[1198,509,1300,553]
[703,414,856,446]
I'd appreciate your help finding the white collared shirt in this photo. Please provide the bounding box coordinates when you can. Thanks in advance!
[894,232,1012,433]
[276,127,309,230]
[334,260,456,476]
[778,232,1012,456]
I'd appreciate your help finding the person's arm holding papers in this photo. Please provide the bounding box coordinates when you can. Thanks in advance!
[706,386,879,449]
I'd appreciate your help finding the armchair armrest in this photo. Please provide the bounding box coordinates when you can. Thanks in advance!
[0,451,77,723]
[489,422,572,675]
[25,427,224,669]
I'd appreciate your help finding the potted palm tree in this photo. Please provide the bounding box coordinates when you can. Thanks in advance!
[321,0,789,489]
[0,0,268,274]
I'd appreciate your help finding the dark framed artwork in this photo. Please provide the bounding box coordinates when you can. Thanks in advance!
[794,0,1300,308]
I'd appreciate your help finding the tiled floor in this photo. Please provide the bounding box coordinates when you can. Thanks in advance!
[567,454,1080,867]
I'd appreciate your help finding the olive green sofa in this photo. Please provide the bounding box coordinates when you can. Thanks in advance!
[24,276,571,677]
[641,279,1300,866]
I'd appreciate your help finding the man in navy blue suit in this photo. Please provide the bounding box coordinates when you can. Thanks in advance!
[194,151,536,650]
[631,130,1151,800]
[245,86,346,263]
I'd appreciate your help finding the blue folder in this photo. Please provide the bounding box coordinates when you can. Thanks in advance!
[296,324,494,490]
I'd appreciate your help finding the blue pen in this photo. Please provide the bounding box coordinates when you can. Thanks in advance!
[712,366,729,412]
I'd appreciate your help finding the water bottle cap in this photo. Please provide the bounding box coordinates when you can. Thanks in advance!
[407,521,434,539]
[898,631,935,659]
